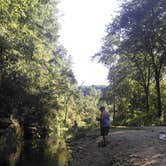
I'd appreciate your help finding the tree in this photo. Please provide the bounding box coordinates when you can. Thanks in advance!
[97,0,166,118]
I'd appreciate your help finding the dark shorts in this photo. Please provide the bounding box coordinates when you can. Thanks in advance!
[101,127,109,136]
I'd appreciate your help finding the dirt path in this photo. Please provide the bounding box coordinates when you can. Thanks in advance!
[69,127,166,166]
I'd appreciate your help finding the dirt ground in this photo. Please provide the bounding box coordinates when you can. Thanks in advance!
[69,126,166,166]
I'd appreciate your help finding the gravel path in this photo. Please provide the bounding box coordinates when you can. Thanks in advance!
[69,127,166,166]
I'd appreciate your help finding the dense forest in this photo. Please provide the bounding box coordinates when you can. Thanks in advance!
[0,0,166,165]
[96,0,166,126]
[0,0,106,140]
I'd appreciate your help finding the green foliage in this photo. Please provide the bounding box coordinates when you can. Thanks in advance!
[0,0,87,139]
[96,0,166,126]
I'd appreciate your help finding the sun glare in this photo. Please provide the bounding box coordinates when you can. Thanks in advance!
[58,0,119,85]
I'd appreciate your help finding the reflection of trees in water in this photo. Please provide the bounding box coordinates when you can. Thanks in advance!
[0,141,22,166]
[8,143,22,166]
[0,136,71,166]
[47,137,71,166]
[0,116,22,166]
[19,138,71,166]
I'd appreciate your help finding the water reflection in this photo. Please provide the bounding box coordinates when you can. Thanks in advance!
[0,137,71,166]
[0,141,22,166]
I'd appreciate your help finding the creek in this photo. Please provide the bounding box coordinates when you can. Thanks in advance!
[0,137,71,166]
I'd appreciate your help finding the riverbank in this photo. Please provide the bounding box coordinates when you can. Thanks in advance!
[69,126,166,166]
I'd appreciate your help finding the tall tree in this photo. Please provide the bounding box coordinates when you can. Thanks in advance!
[97,0,166,118]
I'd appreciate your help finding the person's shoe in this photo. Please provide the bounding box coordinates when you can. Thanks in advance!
[101,142,107,147]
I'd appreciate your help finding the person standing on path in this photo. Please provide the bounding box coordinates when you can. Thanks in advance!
[98,106,110,146]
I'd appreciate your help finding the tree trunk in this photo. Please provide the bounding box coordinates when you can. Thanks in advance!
[150,54,162,118]
[113,95,116,122]
[64,101,68,125]
[144,87,149,113]
[155,72,162,117]
[64,93,73,125]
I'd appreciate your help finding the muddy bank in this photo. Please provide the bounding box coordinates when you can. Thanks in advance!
[69,127,166,166]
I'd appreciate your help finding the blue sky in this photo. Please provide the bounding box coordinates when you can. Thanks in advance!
[58,0,119,85]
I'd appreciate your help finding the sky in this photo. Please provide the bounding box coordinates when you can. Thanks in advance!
[58,0,119,85]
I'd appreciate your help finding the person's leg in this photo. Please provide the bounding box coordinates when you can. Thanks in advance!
[102,128,107,146]
[100,128,105,146]
[103,135,106,145]
[103,127,109,145]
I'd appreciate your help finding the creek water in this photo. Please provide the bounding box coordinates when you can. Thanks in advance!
[0,137,71,166]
